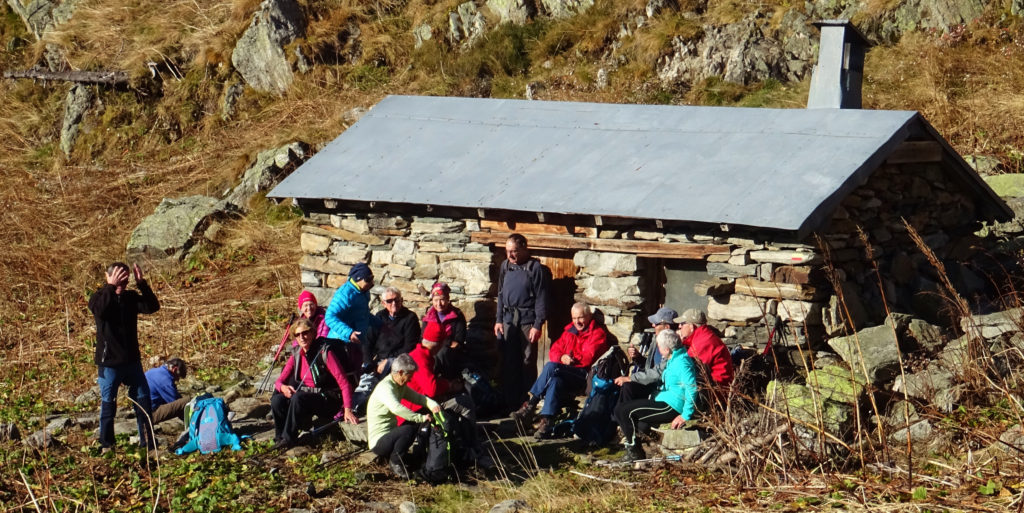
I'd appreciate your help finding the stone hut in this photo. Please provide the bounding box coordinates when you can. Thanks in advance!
[268,25,1011,358]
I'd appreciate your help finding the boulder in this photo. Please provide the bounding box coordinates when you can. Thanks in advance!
[231,0,306,95]
[654,426,703,449]
[539,0,593,18]
[777,299,822,324]
[967,155,1003,175]
[228,397,271,420]
[399,502,417,513]
[486,0,534,24]
[59,84,93,156]
[962,310,1022,340]
[892,365,959,412]
[75,386,100,405]
[448,2,486,47]
[221,81,245,121]
[888,420,934,444]
[23,429,60,450]
[223,141,310,210]
[804,365,866,403]
[906,318,946,353]
[412,23,432,49]
[766,381,854,439]
[826,324,901,385]
[127,196,233,261]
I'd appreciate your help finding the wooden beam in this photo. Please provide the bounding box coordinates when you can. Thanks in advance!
[470,232,730,259]
[885,141,943,164]
[480,220,597,237]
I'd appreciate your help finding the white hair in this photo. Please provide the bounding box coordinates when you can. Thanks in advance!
[656,329,682,352]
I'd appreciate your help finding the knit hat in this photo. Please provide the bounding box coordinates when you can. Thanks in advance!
[430,282,451,298]
[422,322,445,344]
[674,308,707,326]
[348,262,373,283]
[296,290,317,310]
[647,307,678,326]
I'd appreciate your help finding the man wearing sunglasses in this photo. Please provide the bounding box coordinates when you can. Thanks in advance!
[365,287,421,376]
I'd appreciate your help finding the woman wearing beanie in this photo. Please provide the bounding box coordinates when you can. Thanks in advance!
[296,290,330,342]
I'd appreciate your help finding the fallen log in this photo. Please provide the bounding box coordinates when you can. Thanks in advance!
[3,69,130,85]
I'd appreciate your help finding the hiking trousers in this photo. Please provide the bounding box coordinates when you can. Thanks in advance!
[614,399,678,446]
[97,362,155,449]
[271,390,336,444]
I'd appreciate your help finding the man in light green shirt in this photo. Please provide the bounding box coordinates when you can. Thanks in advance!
[367,353,440,479]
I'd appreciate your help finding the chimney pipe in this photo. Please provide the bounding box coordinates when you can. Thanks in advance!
[806,20,870,109]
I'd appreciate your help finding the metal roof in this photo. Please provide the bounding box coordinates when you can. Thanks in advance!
[269,95,1010,236]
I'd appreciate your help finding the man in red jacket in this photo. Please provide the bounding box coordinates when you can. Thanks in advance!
[674,309,734,402]
[512,302,609,438]
[405,322,493,469]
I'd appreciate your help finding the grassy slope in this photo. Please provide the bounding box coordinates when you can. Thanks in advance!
[2,0,1024,510]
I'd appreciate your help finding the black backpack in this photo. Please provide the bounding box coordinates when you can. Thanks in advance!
[419,410,467,484]
[573,346,628,445]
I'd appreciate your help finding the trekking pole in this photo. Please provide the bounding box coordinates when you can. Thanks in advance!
[258,314,296,395]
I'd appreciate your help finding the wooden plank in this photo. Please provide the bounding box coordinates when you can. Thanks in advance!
[470,232,730,259]
[733,277,821,300]
[480,220,597,237]
[885,141,943,164]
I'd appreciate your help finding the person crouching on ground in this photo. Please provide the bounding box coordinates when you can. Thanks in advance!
[614,329,699,462]
[271,319,358,446]
[367,353,440,479]
[145,357,189,425]
[512,302,609,438]
[406,322,494,469]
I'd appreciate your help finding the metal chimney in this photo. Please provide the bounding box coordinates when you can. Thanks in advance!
[806,20,870,109]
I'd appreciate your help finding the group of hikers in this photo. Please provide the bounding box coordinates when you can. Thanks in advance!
[88,233,737,478]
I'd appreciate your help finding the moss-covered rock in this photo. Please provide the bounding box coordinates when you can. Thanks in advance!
[805,365,867,404]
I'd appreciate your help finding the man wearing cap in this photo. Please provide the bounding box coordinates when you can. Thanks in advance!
[512,302,608,438]
[325,262,379,368]
[493,233,551,413]
[365,287,420,376]
[675,309,734,401]
[422,282,467,378]
[613,307,677,405]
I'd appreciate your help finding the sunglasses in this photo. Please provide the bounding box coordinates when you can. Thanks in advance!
[383,298,400,304]
[294,330,313,337]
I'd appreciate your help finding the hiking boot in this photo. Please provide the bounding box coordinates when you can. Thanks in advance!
[533,416,552,439]
[389,460,410,480]
[619,443,646,463]
[511,401,536,425]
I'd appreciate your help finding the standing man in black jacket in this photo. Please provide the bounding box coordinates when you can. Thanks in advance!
[494,234,550,414]
[88,262,160,451]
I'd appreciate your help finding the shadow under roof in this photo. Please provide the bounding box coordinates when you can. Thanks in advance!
[269,95,1007,237]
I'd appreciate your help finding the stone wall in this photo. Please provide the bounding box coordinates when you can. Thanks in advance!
[295,161,992,352]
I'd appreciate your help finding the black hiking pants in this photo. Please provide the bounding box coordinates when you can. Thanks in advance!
[614,399,678,446]
[271,390,335,445]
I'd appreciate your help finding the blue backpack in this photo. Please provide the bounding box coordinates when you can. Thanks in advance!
[176,396,243,455]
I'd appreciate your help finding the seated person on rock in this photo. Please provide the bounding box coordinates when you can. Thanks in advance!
[271,319,358,446]
[512,302,609,439]
[421,282,468,379]
[364,287,420,376]
[674,309,734,403]
[145,357,189,425]
[367,353,440,479]
[614,329,699,463]
[614,307,677,407]
[325,263,380,371]
[404,322,493,468]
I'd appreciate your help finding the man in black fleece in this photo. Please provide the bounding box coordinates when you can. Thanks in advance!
[364,287,421,375]
[88,262,160,451]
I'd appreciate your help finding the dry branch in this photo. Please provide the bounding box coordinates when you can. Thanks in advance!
[3,69,130,85]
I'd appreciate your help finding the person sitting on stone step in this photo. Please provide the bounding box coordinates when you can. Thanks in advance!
[420,282,467,379]
[512,302,609,439]
[613,307,678,408]
[613,329,699,463]
[674,308,734,404]
[365,287,420,376]
[366,353,440,479]
[271,319,358,447]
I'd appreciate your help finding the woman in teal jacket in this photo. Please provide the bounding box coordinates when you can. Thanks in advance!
[613,329,699,462]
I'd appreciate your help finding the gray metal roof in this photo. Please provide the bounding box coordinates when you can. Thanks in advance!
[269,95,1009,236]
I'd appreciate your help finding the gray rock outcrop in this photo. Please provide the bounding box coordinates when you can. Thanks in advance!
[59,84,93,157]
[827,323,901,384]
[657,13,812,86]
[231,0,307,95]
[127,196,233,261]
[487,0,535,24]
[5,0,79,70]
[539,0,593,18]
[449,2,487,47]
[223,141,310,211]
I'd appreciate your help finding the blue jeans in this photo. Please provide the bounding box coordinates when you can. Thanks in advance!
[97,362,155,448]
[529,362,587,417]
